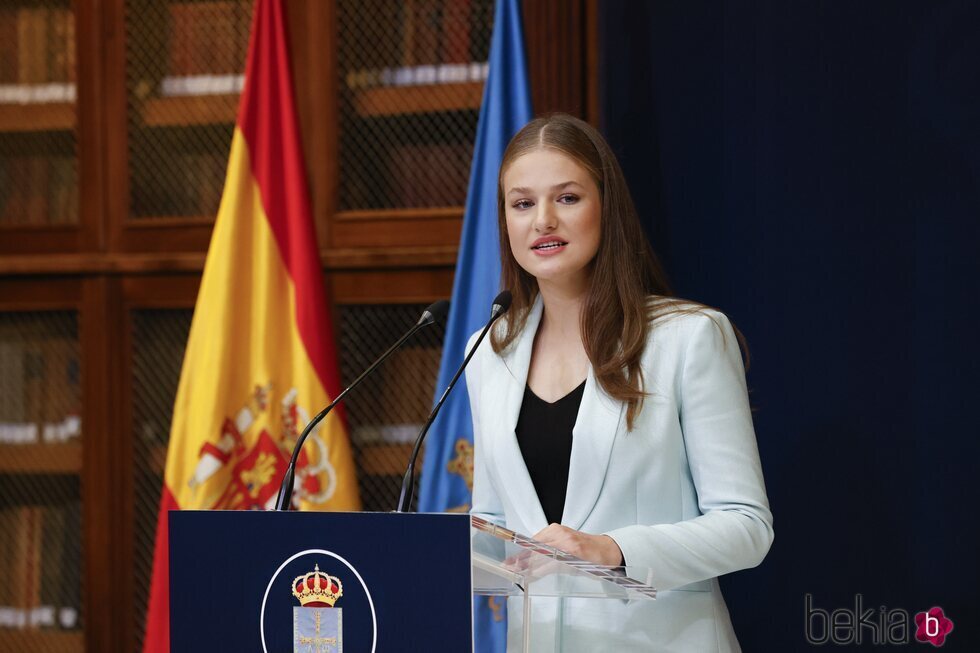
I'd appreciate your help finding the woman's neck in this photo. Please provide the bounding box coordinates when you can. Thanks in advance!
[537,279,588,339]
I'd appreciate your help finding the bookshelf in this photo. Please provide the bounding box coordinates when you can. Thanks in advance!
[0,304,84,651]
[352,81,484,117]
[0,103,75,133]
[334,0,492,217]
[0,0,597,651]
[0,629,84,652]
[0,443,83,474]
[140,94,240,128]
[0,3,79,230]
[124,0,250,222]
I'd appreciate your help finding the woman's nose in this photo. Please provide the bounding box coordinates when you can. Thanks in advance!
[533,204,557,232]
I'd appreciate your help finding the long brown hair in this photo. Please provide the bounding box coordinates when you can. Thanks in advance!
[491,114,742,429]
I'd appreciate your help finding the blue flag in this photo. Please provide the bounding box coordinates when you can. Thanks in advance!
[418,0,532,649]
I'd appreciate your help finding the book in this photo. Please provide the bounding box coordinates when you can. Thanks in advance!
[48,156,77,224]
[208,2,239,75]
[441,0,471,64]
[66,9,76,84]
[2,158,26,223]
[199,152,226,215]
[388,144,421,208]
[31,8,48,84]
[9,507,41,611]
[168,3,192,76]
[61,501,82,624]
[388,141,471,209]
[22,334,45,435]
[470,0,493,61]
[25,156,50,225]
[189,3,213,75]
[0,10,18,84]
[42,335,80,425]
[0,339,26,424]
[16,8,33,85]
[49,9,69,83]
[40,506,67,618]
[0,509,13,609]
[412,0,442,66]
[24,507,43,612]
[0,158,11,222]
[401,0,418,66]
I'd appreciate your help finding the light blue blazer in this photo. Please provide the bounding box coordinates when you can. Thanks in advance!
[467,297,774,652]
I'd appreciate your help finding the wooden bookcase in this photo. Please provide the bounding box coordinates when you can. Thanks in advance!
[0,1,597,651]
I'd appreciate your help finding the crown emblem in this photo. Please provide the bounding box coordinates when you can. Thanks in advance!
[291,564,343,607]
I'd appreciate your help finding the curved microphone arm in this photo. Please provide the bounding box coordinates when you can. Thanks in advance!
[274,300,449,511]
[395,291,511,513]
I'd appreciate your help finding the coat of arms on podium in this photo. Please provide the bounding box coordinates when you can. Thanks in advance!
[292,563,343,652]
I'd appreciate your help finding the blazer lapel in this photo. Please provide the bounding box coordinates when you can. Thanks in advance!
[561,354,624,531]
[491,297,549,534]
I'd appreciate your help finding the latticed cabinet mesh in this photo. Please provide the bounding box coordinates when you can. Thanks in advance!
[335,304,445,511]
[130,309,191,651]
[124,0,252,219]
[336,0,493,211]
[130,304,444,651]
[0,312,83,649]
[0,0,79,226]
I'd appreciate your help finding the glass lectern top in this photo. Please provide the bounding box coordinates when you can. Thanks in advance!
[470,516,658,601]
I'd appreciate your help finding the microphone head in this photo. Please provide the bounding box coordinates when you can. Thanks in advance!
[418,299,451,326]
[490,290,512,318]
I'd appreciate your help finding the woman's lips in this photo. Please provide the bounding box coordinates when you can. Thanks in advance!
[531,239,568,256]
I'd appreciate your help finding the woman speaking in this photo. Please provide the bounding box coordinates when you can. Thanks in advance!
[467,114,774,651]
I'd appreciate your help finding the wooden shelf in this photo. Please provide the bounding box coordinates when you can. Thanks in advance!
[140,94,238,127]
[127,215,215,227]
[0,629,84,653]
[0,247,461,276]
[352,82,483,117]
[334,207,464,222]
[0,442,83,474]
[0,103,75,133]
[358,443,419,476]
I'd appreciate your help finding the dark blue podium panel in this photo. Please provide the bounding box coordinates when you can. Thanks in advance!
[170,511,472,652]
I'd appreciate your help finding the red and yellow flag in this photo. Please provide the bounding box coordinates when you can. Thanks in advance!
[142,1,359,650]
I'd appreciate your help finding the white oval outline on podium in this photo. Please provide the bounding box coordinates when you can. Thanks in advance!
[260,548,377,652]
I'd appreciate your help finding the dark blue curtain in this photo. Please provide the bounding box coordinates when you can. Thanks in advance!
[600,2,979,649]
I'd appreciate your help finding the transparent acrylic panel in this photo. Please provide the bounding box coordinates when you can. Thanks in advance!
[471,517,659,601]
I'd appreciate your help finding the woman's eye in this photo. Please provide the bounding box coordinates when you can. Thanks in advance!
[512,199,533,210]
[558,194,579,204]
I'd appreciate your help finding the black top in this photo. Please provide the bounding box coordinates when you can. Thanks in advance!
[515,379,587,525]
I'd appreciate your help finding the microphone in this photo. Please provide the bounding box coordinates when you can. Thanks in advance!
[274,299,450,511]
[395,290,512,513]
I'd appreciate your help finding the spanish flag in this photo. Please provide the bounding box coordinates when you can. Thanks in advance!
[141,1,360,650]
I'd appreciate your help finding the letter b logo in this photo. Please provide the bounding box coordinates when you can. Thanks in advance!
[915,606,953,647]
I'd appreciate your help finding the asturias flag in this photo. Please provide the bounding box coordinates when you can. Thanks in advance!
[418,0,533,649]
[141,1,360,651]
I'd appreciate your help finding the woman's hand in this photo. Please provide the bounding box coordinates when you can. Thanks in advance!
[532,523,624,566]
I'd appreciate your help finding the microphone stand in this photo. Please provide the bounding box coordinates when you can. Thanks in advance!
[395,291,511,513]
[274,300,449,511]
